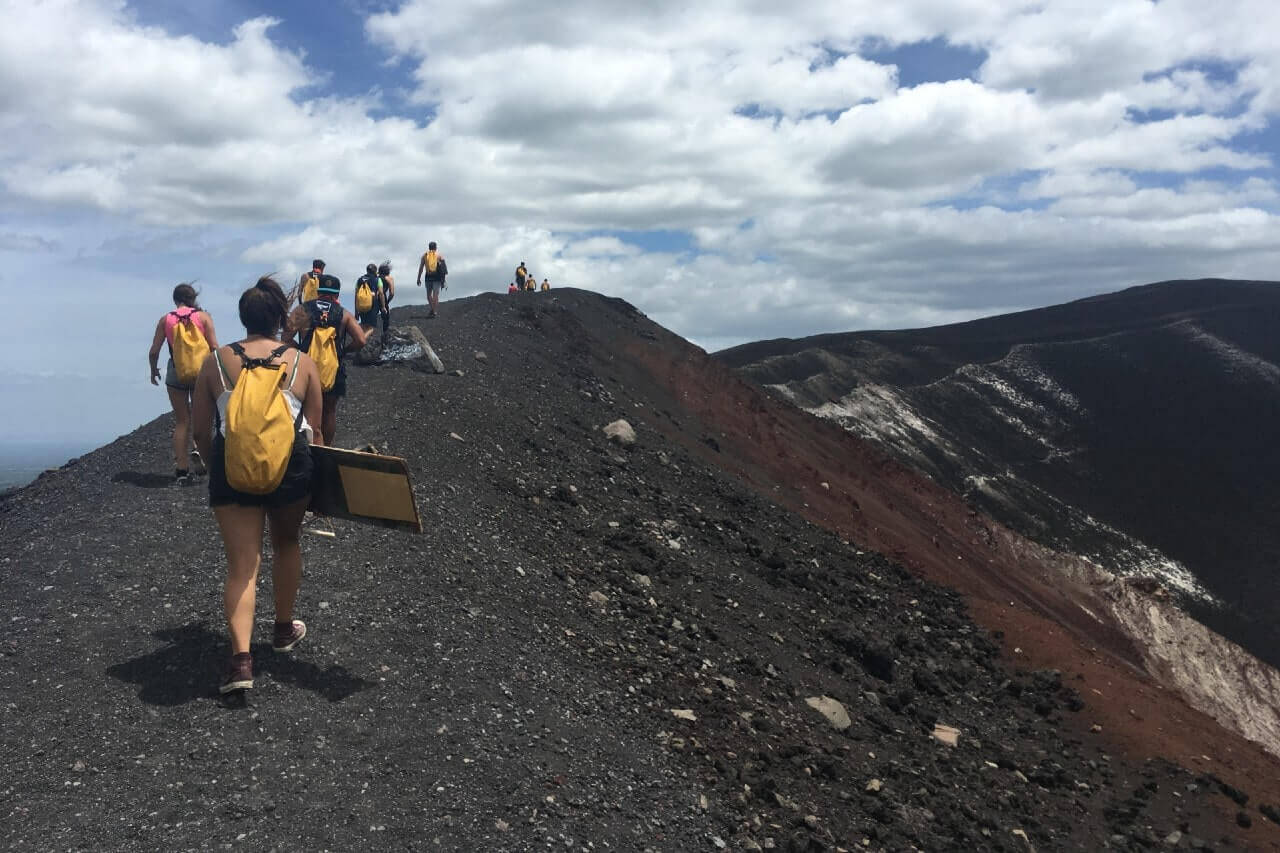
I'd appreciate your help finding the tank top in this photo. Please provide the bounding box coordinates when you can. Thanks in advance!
[164,307,205,348]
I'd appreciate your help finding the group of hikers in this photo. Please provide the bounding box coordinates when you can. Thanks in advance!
[145,240,449,694]
[508,260,550,293]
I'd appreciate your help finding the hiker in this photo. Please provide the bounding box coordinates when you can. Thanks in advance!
[540,278,550,292]
[291,273,367,447]
[354,264,384,333]
[508,282,518,294]
[524,276,536,292]
[514,261,527,290]
[416,240,448,318]
[377,261,395,334]
[191,276,324,695]
[296,259,325,307]
[148,283,219,485]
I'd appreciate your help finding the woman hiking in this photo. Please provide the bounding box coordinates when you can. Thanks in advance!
[148,283,219,485]
[191,277,324,695]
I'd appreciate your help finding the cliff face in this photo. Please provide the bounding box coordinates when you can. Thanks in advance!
[3,289,1279,849]
[722,279,1280,673]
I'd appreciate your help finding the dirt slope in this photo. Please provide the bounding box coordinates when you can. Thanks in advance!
[2,289,1278,851]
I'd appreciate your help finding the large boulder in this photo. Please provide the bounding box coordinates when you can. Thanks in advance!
[356,326,444,374]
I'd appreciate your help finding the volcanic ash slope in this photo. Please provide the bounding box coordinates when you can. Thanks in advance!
[2,290,1277,850]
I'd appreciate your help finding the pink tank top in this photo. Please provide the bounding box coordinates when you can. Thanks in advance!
[165,307,205,348]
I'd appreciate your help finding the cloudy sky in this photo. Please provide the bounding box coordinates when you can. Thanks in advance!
[3,0,1279,447]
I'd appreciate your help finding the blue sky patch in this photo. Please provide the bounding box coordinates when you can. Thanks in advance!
[862,37,986,89]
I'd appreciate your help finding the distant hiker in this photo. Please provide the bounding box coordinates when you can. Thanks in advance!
[515,261,528,290]
[191,276,323,695]
[291,274,367,446]
[540,278,550,292]
[148,283,219,485]
[377,261,395,334]
[297,259,325,307]
[524,276,536,292]
[354,264,384,332]
[508,282,518,294]
[416,241,448,318]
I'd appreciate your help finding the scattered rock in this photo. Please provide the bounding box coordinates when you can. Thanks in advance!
[670,709,697,722]
[474,351,488,363]
[865,779,883,794]
[931,723,960,747]
[449,432,465,442]
[603,419,636,446]
[588,591,609,608]
[805,696,852,731]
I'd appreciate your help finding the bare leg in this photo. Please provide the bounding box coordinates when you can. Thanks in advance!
[429,286,440,314]
[215,504,267,654]
[167,385,191,470]
[321,396,338,447]
[267,497,310,623]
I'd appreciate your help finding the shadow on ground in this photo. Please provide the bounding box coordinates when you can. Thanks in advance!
[111,471,175,489]
[106,622,375,704]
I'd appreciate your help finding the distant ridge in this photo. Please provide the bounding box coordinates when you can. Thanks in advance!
[721,278,1280,671]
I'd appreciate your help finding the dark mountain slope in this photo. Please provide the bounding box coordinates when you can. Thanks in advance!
[721,279,1280,671]
[2,290,1279,850]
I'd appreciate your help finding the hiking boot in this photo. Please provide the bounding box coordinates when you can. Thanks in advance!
[220,653,253,694]
[189,449,207,476]
[272,620,307,652]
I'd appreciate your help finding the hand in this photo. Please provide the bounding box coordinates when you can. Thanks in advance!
[416,280,422,287]
[150,368,160,386]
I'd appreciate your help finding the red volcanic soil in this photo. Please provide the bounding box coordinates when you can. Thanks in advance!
[589,301,1280,848]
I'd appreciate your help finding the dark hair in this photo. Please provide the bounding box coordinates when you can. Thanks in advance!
[429,242,438,250]
[366,263,377,274]
[173,283,199,309]
[238,276,289,337]
[378,262,391,277]
[312,259,325,271]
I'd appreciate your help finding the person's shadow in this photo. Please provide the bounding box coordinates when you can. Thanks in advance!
[111,471,175,488]
[107,622,374,705]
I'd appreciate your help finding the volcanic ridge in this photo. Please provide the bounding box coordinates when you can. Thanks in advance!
[3,289,1280,851]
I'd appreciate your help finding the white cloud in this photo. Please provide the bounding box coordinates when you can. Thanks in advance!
[0,0,1277,387]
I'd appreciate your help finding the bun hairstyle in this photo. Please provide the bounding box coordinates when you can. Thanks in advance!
[238,276,290,337]
[173,283,199,309]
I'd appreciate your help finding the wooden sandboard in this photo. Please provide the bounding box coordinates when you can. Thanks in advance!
[309,446,423,533]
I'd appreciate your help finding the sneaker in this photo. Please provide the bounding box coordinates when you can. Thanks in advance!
[189,449,207,476]
[220,653,253,694]
[272,619,307,652]
[174,469,192,487]
[428,310,437,319]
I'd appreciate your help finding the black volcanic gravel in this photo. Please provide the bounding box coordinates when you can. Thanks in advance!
[0,290,1261,851]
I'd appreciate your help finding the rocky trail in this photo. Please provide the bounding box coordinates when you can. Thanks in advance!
[3,290,1278,850]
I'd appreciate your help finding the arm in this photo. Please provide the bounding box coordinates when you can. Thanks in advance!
[440,257,448,287]
[297,354,324,446]
[148,316,166,385]
[191,352,218,461]
[342,312,368,352]
[385,274,395,302]
[287,304,312,345]
[200,311,219,350]
[416,256,425,286]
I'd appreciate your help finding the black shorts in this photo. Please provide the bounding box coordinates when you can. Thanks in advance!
[323,366,348,400]
[209,431,313,508]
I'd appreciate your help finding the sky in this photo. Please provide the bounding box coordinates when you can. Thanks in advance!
[2,0,1280,447]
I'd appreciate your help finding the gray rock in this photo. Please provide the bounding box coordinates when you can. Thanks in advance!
[357,326,445,374]
[603,419,636,446]
[805,696,852,730]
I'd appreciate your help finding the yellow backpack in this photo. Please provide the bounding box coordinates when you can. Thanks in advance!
[425,250,439,275]
[300,271,320,303]
[169,309,210,385]
[218,343,301,495]
[355,278,375,314]
[306,303,341,392]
